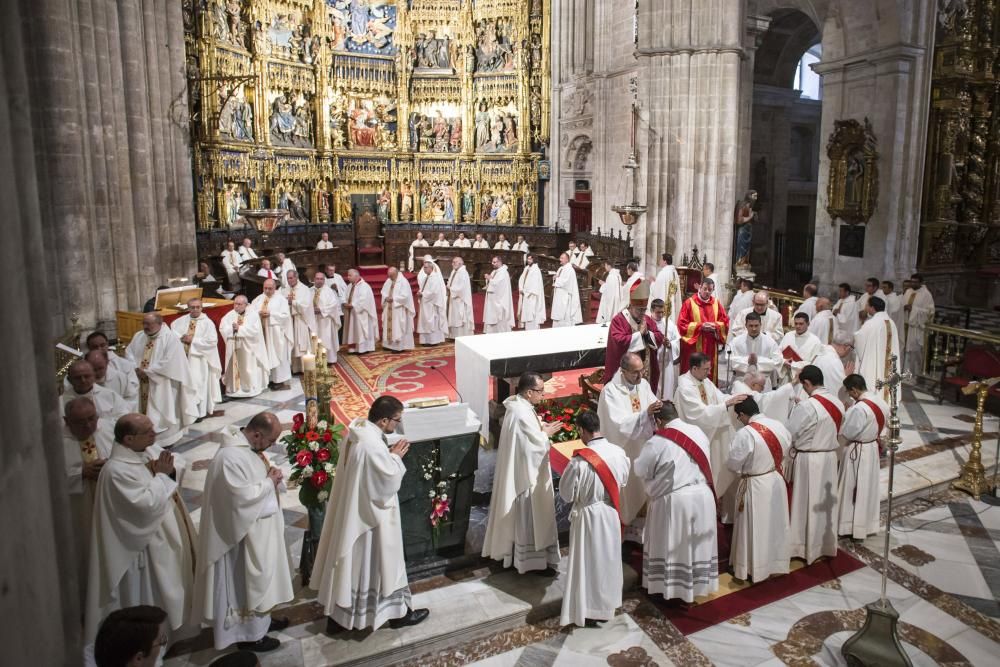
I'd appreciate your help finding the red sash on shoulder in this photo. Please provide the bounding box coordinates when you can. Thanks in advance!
[747,421,792,508]
[781,346,803,362]
[811,394,843,432]
[658,427,717,508]
[859,399,886,434]
[573,447,624,533]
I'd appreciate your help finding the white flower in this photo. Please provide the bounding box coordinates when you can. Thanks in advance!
[303,465,314,476]
[441,494,448,501]
[423,473,432,480]
[427,490,436,498]
[317,420,328,431]
[308,441,319,452]
[324,463,334,474]
[437,481,446,488]
[317,490,329,502]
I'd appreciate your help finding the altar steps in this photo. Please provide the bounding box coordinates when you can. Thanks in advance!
[305,563,640,666]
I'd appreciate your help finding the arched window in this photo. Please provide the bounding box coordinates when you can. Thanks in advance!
[793,44,822,100]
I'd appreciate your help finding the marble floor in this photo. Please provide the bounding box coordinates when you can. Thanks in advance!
[159,365,1000,666]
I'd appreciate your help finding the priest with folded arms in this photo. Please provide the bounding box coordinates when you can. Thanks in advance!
[677,278,729,383]
[416,257,448,346]
[483,372,563,574]
[63,359,131,422]
[446,257,474,338]
[853,296,900,401]
[219,296,270,398]
[381,266,416,352]
[837,374,888,540]
[325,263,348,301]
[282,270,317,373]
[779,313,823,382]
[650,299,680,400]
[517,254,547,330]
[673,352,747,522]
[343,269,379,354]
[85,414,197,645]
[551,252,583,327]
[483,256,515,333]
[596,260,624,325]
[192,412,294,652]
[310,272,342,363]
[729,311,782,388]
[316,231,333,249]
[604,281,664,392]
[313,396,429,633]
[126,313,198,447]
[63,397,115,605]
[598,352,661,526]
[559,410,630,628]
[251,279,293,390]
[787,365,844,564]
[728,397,792,583]
[170,298,222,420]
[634,402,719,601]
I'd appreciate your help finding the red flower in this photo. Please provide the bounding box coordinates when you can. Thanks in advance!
[322,431,333,443]
[311,470,328,488]
[295,450,314,467]
[563,424,573,431]
[292,413,304,428]
[563,408,574,415]
[305,430,320,442]
[316,448,331,462]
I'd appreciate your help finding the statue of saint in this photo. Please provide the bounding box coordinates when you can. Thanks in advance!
[733,190,757,267]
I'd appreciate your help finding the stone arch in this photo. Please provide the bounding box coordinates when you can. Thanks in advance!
[565,134,593,172]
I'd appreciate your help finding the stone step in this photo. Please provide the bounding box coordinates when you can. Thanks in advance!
[307,564,639,667]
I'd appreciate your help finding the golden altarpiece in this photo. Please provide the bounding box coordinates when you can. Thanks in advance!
[184,0,550,233]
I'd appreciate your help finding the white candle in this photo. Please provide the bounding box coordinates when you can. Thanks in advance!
[301,354,316,371]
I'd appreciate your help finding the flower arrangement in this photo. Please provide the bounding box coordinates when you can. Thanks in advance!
[421,456,453,543]
[536,397,587,443]
[281,413,345,509]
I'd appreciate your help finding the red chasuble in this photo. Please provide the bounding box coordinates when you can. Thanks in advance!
[603,311,665,389]
[677,295,729,383]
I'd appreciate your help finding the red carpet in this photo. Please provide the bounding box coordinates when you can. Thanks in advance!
[650,549,866,635]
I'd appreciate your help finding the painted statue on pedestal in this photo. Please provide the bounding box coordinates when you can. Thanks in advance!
[733,189,757,268]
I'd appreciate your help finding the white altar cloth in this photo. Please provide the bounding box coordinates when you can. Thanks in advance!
[455,324,608,439]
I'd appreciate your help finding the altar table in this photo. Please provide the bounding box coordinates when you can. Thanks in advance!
[455,324,608,439]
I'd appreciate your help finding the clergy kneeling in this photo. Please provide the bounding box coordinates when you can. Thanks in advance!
[192,412,294,652]
[483,372,563,574]
[728,397,792,583]
[559,410,630,628]
[170,298,222,420]
[85,414,196,646]
[312,396,429,632]
[837,374,888,540]
[634,402,719,602]
[219,296,270,398]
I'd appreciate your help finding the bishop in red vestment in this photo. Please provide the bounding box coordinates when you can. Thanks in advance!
[603,279,664,390]
[677,279,729,383]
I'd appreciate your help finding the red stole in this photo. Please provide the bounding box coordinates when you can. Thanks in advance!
[747,421,791,507]
[811,393,843,432]
[657,427,717,510]
[859,399,886,434]
[573,447,623,533]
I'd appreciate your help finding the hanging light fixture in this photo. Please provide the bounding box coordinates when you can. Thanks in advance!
[611,102,647,236]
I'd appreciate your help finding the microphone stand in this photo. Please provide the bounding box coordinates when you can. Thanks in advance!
[725,347,733,392]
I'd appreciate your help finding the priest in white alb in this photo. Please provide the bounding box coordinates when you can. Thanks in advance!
[483,372,563,574]
[881,280,904,336]
[596,260,624,325]
[312,396,430,632]
[219,296,270,399]
[192,412,294,652]
[598,352,661,525]
[446,257,474,338]
[856,278,879,326]
[903,273,935,376]
[729,312,782,388]
[673,352,748,522]
[282,270,317,373]
[325,264,348,301]
[343,269,379,354]
[559,410,630,627]
[837,374,887,540]
[75,349,138,410]
[416,257,448,346]
[634,402,719,601]
[853,296,900,401]
[649,299,680,400]
[316,231,333,249]
[63,359,131,422]
[622,261,642,296]
[251,279,292,389]
[494,233,511,250]
[787,365,844,564]
[728,397,792,583]
[63,397,115,605]
[407,232,429,271]
[518,254,546,330]
[222,241,242,288]
[795,284,818,320]
[483,256,514,333]
[86,331,139,391]
[453,232,472,248]
[728,292,784,344]
[731,371,796,423]
[126,313,198,447]
[648,253,682,322]
[311,272,342,363]
[85,414,197,645]
[472,233,490,249]
[809,298,836,344]
[727,278,755,322]
[275,252,296,289]
[779,313,824,382]
[170,298,222,420]
[832,283,859,336]
[551,252,582,327]
[432,232,450,248]
[381,267,415,351]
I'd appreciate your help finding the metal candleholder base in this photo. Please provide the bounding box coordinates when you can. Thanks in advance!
[841,600,912,667]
